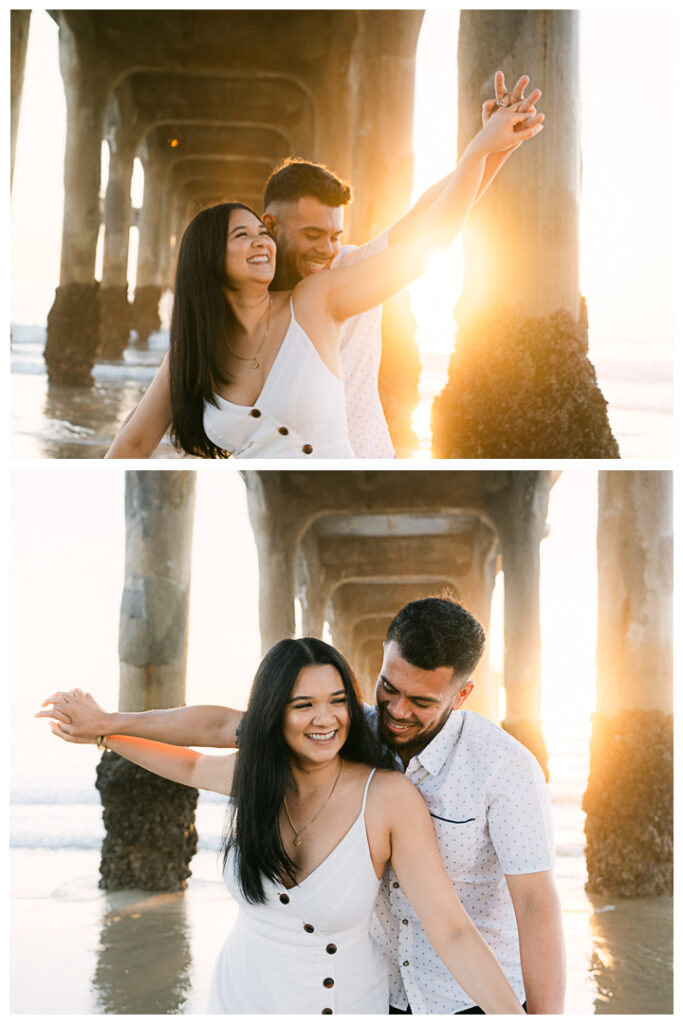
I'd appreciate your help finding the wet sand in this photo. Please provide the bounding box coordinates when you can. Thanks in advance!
[11,326,182,460]
[11,326,673,460]
[10,844,672,1014]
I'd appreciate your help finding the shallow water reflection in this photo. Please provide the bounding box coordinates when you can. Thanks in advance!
[11,326,181,459]
[588,892,673,1014]
[93,891,193,1014]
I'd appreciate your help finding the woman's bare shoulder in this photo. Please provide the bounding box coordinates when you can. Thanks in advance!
[290,269,334,308]
[368,767,423,802]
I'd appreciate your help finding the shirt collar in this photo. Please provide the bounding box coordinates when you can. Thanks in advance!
[405,708,465,778]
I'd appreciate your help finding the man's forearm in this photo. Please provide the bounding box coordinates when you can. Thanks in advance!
[474,148,516,203]
[515,887,566,1013]
[101,705,243,748]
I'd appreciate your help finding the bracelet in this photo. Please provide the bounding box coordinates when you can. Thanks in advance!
[96,735,109,751]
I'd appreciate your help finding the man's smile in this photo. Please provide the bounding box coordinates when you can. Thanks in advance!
[381,711,419,735]
[302,254,332,272]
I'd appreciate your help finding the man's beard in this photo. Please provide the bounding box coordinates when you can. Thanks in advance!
[376,705,452,761]
[270,245,300,290]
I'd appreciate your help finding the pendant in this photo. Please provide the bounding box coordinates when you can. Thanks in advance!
[252,357,260,369]
[293,835,302,847]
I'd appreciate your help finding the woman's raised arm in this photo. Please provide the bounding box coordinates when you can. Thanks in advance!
[105,353,174,458]
[302,100,544,327]
[376,772,526,1014]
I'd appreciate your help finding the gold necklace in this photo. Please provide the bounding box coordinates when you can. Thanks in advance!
[284,760,343,847]
[226,294,272,370]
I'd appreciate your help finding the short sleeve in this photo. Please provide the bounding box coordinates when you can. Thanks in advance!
[486,747,555,875]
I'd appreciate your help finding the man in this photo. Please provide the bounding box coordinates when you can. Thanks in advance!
[255,71,540,458]
[39,595,565,1014]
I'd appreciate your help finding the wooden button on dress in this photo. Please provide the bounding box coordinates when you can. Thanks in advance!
[302,443,313,454]
[322,1009,333,1014]
[249,408,262,418]
[303,923,314,933]
[278,426,289,435]
[325,944,337,955]
[323,978,334,989]
[279,893,290,904]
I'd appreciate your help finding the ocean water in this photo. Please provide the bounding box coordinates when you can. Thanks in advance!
[9,740,673,1014]
[412,332,673,459]
[10,325,179,459]
[10,326,673,459]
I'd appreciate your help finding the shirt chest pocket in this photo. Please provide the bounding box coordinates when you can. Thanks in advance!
[429,811,494,882]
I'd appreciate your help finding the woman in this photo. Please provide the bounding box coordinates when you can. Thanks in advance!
[105,96,544,458]
[45,638,526,1013]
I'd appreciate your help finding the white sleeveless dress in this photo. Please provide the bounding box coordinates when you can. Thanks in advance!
[203,297,356,459]
[208,769,388,1014]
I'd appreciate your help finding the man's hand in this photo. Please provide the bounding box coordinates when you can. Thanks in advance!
[35,688,112,740]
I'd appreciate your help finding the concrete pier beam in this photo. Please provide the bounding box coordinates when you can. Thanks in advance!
[44,24,107,385]
[433,11,619,458]
[11,10,31,191]
[99,142,136,359]
[98,471,198,891]
[131,153,165,341]
[118,472,196,710]
[244,474,298,652]
[489,471,552,777]
[350,12,425,453]
[583,471,673,896]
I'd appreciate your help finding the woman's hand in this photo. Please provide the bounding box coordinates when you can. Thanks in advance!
[35,688,112,741]
[105,353,173,458]
[481,71,542,149]
[48,721,98,745]
[470,98,545,158]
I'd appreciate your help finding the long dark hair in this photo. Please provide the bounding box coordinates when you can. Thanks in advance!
[224,637,394,904]
[168,201,267,458]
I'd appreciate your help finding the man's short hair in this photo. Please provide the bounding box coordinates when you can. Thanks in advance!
[386,596,486,678]
[263,158,353,211]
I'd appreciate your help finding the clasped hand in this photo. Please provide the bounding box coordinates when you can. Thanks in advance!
[35,687,105,744]
[478,70,545,153]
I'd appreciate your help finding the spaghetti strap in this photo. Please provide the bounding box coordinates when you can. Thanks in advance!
[202,290,354,459]
[360,768,377,814]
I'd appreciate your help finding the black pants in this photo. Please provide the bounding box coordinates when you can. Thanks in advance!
[389,1002,527,1014]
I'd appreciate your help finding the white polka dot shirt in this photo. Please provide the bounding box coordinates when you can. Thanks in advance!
[365,706,555,1013]
[333,232,396,459]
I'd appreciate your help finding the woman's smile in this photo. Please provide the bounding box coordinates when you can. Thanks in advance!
[305,728,338,744]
